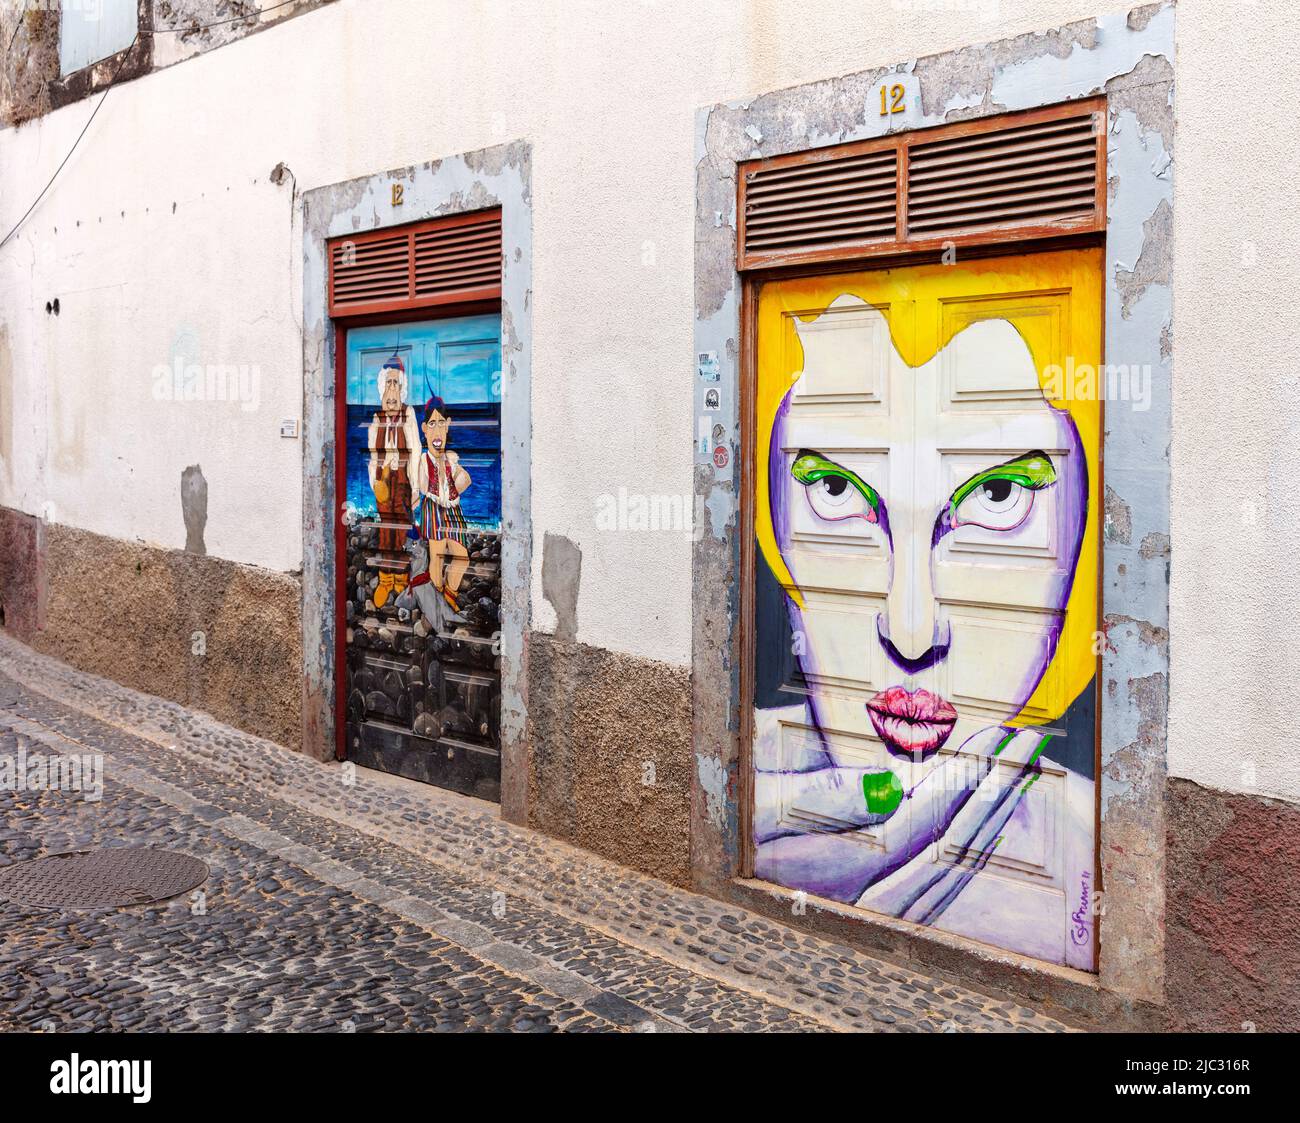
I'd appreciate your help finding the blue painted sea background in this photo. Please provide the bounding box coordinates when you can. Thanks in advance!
[345,403,501,529]
[344,314,503,531]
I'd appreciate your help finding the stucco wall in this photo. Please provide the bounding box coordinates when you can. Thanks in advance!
[0,0,1297,808]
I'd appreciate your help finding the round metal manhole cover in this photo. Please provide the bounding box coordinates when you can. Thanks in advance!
[0,847,208,909]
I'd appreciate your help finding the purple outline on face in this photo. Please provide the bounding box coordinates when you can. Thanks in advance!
[768,391,1088,732]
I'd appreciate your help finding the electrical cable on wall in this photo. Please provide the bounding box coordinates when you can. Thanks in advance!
[0,0,308,252]
[0,32,140,252]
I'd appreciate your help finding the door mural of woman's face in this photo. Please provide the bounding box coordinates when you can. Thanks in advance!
[752,252,1101,970]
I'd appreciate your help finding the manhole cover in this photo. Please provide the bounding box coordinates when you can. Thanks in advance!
[0,847,208,909]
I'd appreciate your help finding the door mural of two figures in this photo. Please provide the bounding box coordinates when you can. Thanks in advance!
[752,251,1102,968]
[342,315,503,800]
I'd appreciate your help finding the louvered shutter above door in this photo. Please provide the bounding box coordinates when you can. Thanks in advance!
[738,99,1104,270]
[743,148,898,256]
[906,113,1100,236]
[328,209,502,317]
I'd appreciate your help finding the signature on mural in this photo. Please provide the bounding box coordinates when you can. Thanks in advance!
[1071,871,1092,946]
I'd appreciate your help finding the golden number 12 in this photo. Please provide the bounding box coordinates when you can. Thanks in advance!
[879,83,905,116]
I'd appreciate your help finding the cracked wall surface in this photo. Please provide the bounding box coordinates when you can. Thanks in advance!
[0,0,1297,1026]
[693,4,1176,1018]
[301,142,533,806]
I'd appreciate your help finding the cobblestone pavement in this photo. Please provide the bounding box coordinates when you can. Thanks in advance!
[0,635,1070,1033]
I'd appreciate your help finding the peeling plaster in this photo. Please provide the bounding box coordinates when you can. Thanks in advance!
[541,532,581,643]
[693,3,1175,1008]
[1105,484,1133,544]
[1104,53,1175,152]
[1139,532,1170,559]
[1116,198,1173,318]
[1106,613,1170,657]
[300,143,533,809]
[696,750,728,830]
[917,22,1097,119]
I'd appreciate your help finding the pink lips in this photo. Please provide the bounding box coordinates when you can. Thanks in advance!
[866,687,959,759]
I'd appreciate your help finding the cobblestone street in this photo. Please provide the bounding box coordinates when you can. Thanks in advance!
[0,636,1068,1034]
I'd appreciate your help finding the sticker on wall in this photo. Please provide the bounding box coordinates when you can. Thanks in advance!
[697,351,720,383]
[713,445,729,469]
[703,388,720,412]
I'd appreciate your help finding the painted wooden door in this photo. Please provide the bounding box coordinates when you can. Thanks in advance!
[341,313,503,800]
[751,249,1101,969]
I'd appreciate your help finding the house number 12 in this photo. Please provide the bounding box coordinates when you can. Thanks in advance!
[879,83,906,115]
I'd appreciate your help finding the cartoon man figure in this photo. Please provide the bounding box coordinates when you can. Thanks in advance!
[367,355,420,608]
[413,395,472,612]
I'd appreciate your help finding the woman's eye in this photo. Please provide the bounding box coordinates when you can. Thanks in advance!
[806,474,873,522]
[982,479,1012,504]
[953,478,1034,531]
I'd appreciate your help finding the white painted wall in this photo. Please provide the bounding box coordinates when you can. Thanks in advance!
[0,0,1296,801]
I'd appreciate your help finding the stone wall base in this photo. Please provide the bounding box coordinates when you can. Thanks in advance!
[1166,776,1300,1032]
[0,508,302,749]
[526,633,692,887]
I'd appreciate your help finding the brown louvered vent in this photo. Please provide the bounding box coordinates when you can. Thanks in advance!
[906,114,1098,237]
[738,99,1103,270]
[330,232,408,309]
[743,148,897,256]
[328,209,502,317]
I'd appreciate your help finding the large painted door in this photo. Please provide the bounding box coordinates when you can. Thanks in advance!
[751,249,1101,969]
[341,314,503,801]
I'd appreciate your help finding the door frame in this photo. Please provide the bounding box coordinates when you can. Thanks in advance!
[301,143,534,824]
[692,7,1175,1019]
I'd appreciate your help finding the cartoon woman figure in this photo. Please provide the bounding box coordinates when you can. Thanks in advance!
[367,355,420,608]
[413,395,473,612]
